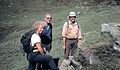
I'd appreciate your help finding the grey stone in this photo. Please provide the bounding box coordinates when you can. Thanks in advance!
[59,57,82,70]
[101,23,111,33]
[82,49,101,65]
[101,23,120,38]
[113,38,120,52]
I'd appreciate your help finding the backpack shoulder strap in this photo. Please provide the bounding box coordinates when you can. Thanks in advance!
[76,21,79,28]
[67,21,69,28]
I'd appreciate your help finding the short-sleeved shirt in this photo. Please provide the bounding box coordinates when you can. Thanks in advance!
[62,21,82,39]
[31,33,41,46]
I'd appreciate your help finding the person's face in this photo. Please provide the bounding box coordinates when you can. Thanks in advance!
[44,15,52,23]
[37,25,44,33]
[69,16,76,23]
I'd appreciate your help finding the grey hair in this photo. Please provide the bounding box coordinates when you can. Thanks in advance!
[44,13,52,17]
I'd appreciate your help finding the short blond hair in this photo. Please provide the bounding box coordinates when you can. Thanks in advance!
[32,21,47,30]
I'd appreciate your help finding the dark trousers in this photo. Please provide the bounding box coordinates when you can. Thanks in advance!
[64,39,78,59]
[27,52,57,70]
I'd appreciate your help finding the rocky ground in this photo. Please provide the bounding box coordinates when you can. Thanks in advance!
[84,46,120,70]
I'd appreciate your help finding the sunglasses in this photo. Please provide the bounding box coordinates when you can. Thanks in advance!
[46,17,52,20]
[69,16,76,18]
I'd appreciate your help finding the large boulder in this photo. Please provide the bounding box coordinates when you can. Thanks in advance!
[101,23,120,39]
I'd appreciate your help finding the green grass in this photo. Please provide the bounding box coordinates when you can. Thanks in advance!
[0,1,120,69]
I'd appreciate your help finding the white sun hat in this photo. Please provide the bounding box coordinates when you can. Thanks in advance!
[69,12,76,17]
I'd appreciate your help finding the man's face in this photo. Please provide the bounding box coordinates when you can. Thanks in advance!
[44,15,52,23]
[69,16,76,23]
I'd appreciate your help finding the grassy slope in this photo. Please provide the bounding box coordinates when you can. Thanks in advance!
[0,0,120,70]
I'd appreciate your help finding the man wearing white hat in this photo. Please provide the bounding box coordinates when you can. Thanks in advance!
[61,12,82,59]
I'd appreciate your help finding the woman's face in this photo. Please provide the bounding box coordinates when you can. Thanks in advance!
[37,25,44,33]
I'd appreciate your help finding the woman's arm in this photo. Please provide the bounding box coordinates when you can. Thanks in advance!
[35,42,44,54]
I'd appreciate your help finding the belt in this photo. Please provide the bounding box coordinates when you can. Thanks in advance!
[66,38,77,40]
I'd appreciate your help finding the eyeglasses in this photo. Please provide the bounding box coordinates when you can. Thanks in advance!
[69,16,76,18]
[46,17,52,20]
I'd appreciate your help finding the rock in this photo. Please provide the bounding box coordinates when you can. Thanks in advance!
[113,38,120,52]
[101,23,111,33]
[59,56,82,70]
[82,48,101,65]
[59,59,72,70]
[101,23,120,39]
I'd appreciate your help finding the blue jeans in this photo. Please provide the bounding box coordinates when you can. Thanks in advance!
[27,52,57,70]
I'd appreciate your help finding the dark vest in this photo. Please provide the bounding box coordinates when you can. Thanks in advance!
[40,23,52,44]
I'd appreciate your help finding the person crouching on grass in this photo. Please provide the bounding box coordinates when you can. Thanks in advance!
[27,21,58,70]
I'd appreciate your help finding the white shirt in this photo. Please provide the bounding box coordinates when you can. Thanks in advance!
[31,33,41,46]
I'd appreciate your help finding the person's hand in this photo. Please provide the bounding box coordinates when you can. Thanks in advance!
[40,50,44,55]
[63,45,66,49]
[78,38,82,42]
[78,38,82,40]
